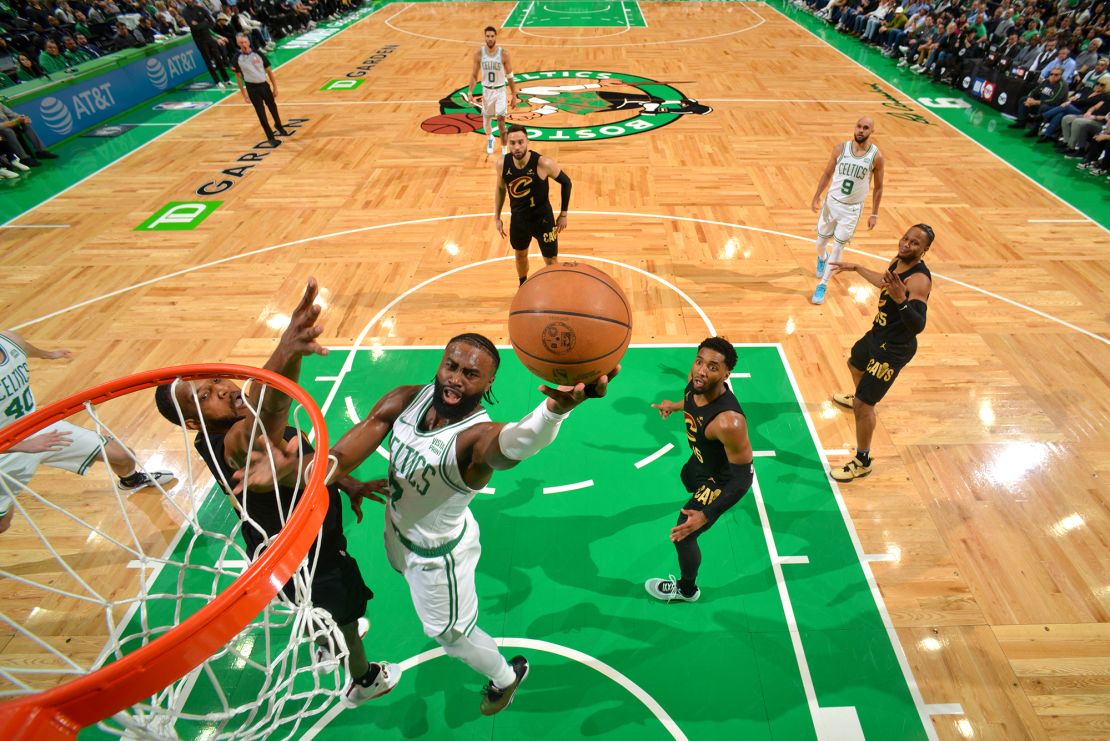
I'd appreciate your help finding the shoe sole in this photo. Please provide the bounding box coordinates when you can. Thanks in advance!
[831,467,871,482]
[832,395,854,409]
[480,663,530,716]
[341,663,402,707]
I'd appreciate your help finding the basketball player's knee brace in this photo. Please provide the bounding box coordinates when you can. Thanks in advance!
[497,401,570,461]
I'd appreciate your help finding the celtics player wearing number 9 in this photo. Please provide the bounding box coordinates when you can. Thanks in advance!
[809,117,886,306]
[494,125,573,285]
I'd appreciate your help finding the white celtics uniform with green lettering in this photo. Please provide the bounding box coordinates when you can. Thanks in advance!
[479,45,508,118]
[817,140,879,245]
[0,333,106,517]
[384,384,489,639]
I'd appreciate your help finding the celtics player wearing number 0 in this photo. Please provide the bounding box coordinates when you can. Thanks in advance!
[494,125,572,285]
[469,25,519,156]
[828,224,934,482]
[810,117,886,305]
[326,334,616,715]
[647,338,754,602]
[0,331,173,535]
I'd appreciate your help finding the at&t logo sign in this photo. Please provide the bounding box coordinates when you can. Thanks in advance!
[38,97,73,136]
[146,58,168,90]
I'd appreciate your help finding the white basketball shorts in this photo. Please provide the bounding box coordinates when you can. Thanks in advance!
[817,197,864,245]
[385,508,481,640]
[481,85,507,119]
[0,420,107,515]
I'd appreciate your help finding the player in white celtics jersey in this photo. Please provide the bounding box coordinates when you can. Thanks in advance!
[809,117,885,305]
[0,331,173,535]
[326,333,616,716]
[469,25,519,156]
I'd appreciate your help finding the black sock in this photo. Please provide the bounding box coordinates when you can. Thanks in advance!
[354,663,381,686]
[518,276,527,285]
[857,449,871,465]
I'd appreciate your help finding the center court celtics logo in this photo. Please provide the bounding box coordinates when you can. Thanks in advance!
[421,70,711,142]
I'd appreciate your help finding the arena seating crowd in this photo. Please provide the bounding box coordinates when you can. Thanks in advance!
[791,0,1110,181]
[0,0,371,178]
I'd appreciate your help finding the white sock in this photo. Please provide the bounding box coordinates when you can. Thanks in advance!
[820,242,846,285]
[816,235,830,257]
[437,626,516,688]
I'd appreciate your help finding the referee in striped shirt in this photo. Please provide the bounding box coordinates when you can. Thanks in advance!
[232,35,288,144]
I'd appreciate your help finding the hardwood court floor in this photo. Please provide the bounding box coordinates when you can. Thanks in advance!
[1,2,1108,738]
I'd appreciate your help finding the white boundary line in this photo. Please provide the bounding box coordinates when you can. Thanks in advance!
[301,637,689,740]
[634,442,674,469]
[763,1,1106,232]
[0,3,388,229]
[11,211,1106,344]
[775,343,938,740]
[542,479,595,494]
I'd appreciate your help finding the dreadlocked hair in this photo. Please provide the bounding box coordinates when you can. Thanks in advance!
[447,333,500,404]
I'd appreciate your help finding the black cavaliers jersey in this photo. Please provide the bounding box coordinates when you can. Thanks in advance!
[870,259,932,347]
[502,150,552,219]
[195,426,347,568]
[681,382,745,487]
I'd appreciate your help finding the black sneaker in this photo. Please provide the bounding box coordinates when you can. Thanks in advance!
[479,656,529,716]
[34,150,59,160]
[276,127,291,136]
[119,470,175,492]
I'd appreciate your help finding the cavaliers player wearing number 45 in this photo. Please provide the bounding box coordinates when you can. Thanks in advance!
[828,224,934,483]
[647,338,755,602]
[493,125,573,285]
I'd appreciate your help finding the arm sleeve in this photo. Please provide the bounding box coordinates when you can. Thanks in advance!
[702,462,753,524]
[497,401,571,461]
[895,298,928,333]
[553,170,571,212]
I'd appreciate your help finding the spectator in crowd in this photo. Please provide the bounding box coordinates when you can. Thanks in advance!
[61,35,92,64]
[37,38,69,74]
[1056,76,1110,153]
[1075,119,1110,175]
[1040,75,1108,142]
[0,103,58,166]
[75,32,103,58]
[1075,37,1103,76]
[1012,33,1045,71]
[898,13,939,68]
[1010,66,1069,133]
[12,52,45,82]
[112,18,146,48]
[1040,46,1078,82]
[72,10,91,38]
[1078,57,1110,91]
[1027,36,1060,76]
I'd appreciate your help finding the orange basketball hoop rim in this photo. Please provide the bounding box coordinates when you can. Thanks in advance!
[0,364,330,740]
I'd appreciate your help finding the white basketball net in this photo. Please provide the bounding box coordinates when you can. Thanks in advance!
[0,376,348,739]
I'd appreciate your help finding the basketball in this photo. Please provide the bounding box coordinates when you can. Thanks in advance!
[420,113,484,135]
[508,262,632,386]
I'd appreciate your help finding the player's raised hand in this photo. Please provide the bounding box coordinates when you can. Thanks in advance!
[670,508,707,542]
[829,261,857,274]
[281,277,328,357]
[17,430,73,453]
[651,400,679,419]
[339,478,388,523]
[882,270,908,302]
[539,365,620,413]
[231,434,303,495]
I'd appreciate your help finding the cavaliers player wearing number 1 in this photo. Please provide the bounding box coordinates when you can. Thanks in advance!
[494,125,573,285]
[646,338,755,602]
[827,224,934,482]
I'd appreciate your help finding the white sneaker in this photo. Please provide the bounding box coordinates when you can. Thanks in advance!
[217,81,227,89]
[0,167,17,179]
[486,136,494,155]
[315,617,370,674]
[342,661,402,707]
[645,577,701,602]
[9,157,29,172]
